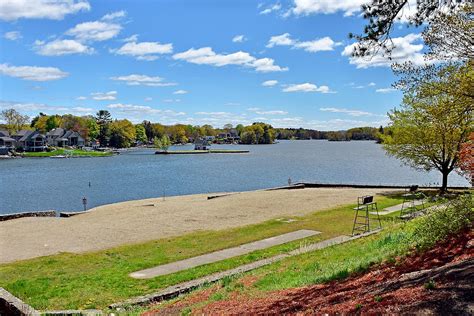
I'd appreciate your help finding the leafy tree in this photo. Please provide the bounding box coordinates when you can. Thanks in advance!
[108,119,136,148]
[30,112,46,128]
[350,1,468,57]
[46,115,61,132]
[154,134,171,152]
[135,124,148,144]
[86,117,99,141]
[382,63,473,192]
[96,110,112,146]
[423,3,473,61]
[0,109,30,133]
[457,132,473,186]
[33,115,49,134]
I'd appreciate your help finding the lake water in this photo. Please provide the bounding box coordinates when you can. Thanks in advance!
[0,140,469,214]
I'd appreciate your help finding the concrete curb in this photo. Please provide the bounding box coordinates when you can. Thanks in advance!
[0,287,40,316]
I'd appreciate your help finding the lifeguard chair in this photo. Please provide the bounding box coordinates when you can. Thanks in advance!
[351,195,382,236]
[400,185,426,219]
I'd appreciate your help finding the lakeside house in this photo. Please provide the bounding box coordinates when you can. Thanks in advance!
[0,130,16,149]
[12,130,47,152]
[46,128,85,147]
[217,129,240,143]
[194,138,211,150]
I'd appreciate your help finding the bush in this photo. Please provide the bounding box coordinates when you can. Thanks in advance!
[410,194,473,250]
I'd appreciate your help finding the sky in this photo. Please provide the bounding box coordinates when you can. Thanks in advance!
[0,0,428,130]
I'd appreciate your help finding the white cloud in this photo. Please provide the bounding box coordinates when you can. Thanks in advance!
[101,10,126,21]
[267,33,295,47]
[76,96,87,100]
[0,100,94,116]
[283,83,333,93]
[0,63,68,81]
[66,21,122,42]
[267,33,341,53]
[342,33,428,68]
[110,74,177,87]
[319,107,383,117]
[112,41,173,60]
[173,47,287,73]
[376,88,397,93]
[163,99,181,103]
[260,3,281,15]
[122,34,138,42]
[173,89,188,95]
[0,0,90,21]
[4,31,21,40]
[262,80,278,87]
[91,91,117,101]
[144,97,152,102]
[108,103,186,116]
[368,82,376,86]
[291,0,366,16]
[248,108,288,115]
[232,34,246,43]
[34,39,94,56]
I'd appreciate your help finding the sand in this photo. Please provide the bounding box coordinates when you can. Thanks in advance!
[0,188,388,263]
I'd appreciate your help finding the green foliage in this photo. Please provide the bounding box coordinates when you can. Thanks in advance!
[410,194,473,250]
[424,279,436,290]
[383,62,473,191]
[135,124,148,143]
[240,123,275,144]
[108,119,136,148]
[154,134,171,151]
[0,108,30,133]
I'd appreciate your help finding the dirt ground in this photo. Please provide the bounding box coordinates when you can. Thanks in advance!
[149,229,473,315]
[0,187,387,263]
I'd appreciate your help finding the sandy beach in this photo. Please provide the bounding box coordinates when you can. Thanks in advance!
[0,187,388,263]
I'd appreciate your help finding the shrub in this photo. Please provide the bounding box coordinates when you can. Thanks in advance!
[410,194,473,250]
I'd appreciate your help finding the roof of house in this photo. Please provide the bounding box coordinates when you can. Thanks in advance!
[14,130,32,137]
[0,130,10,137]
[18,130,34,142]
[0,136,15,142]
[195,138,210,146]
[46,128,65,137]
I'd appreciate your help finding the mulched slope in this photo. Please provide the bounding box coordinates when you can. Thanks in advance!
[144,229,473,315]
[201,229,474,315]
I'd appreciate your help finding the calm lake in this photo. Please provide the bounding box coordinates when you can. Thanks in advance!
[0,140,469,214]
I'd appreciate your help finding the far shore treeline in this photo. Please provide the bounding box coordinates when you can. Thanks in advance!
[0,108,384,148]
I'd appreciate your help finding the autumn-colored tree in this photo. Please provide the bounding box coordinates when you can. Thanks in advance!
[458,132,474,186]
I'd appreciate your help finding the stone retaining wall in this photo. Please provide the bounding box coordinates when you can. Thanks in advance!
[0,211,56,222]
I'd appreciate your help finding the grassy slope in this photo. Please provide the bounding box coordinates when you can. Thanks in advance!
[0,196,403,310]
[23,149,112,157]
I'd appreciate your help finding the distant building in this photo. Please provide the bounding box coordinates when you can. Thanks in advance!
[0,130,16,149]
[194,138,211,150]
[46,128,85,147]
[13,130,47,152]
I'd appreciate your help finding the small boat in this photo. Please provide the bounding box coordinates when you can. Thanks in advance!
[50,155,68,158]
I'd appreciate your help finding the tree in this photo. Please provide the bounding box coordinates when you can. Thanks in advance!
[382,63,473,193]
[96,110,112,146]
[30,112,46,128]
[457,132,473,186]
[154,134,171,152]
[422,4,473,61]
[46,115,61,132]
[1,109,30,133]
[86,117,99,141]
[108,119,136,148]
[350,1,468,57]
[135,124,148,144]
[33,115,49,134]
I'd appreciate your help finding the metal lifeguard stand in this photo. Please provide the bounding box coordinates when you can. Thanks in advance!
[400,185,426,219]
[351,195,382,236]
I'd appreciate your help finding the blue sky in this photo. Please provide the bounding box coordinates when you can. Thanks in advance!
[0,0,427,130]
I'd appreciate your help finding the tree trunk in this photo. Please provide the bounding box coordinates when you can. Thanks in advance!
[441,169,449,194]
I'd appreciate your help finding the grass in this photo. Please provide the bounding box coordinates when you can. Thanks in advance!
[0,195,405,310]
[147,194,472,314]
[22,148,113,157]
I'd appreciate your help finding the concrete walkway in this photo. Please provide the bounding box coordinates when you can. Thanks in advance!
[130,229,320,279]
[111,231,381,310]
[371,200,424,216]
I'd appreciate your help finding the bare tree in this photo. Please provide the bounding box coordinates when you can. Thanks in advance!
[1,108,30,133]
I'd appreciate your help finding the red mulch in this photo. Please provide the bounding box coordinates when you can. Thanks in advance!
[144,229,474,315]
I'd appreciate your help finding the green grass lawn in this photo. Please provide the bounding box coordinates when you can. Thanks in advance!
[22,148,113,157]
[0,195,405,310]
